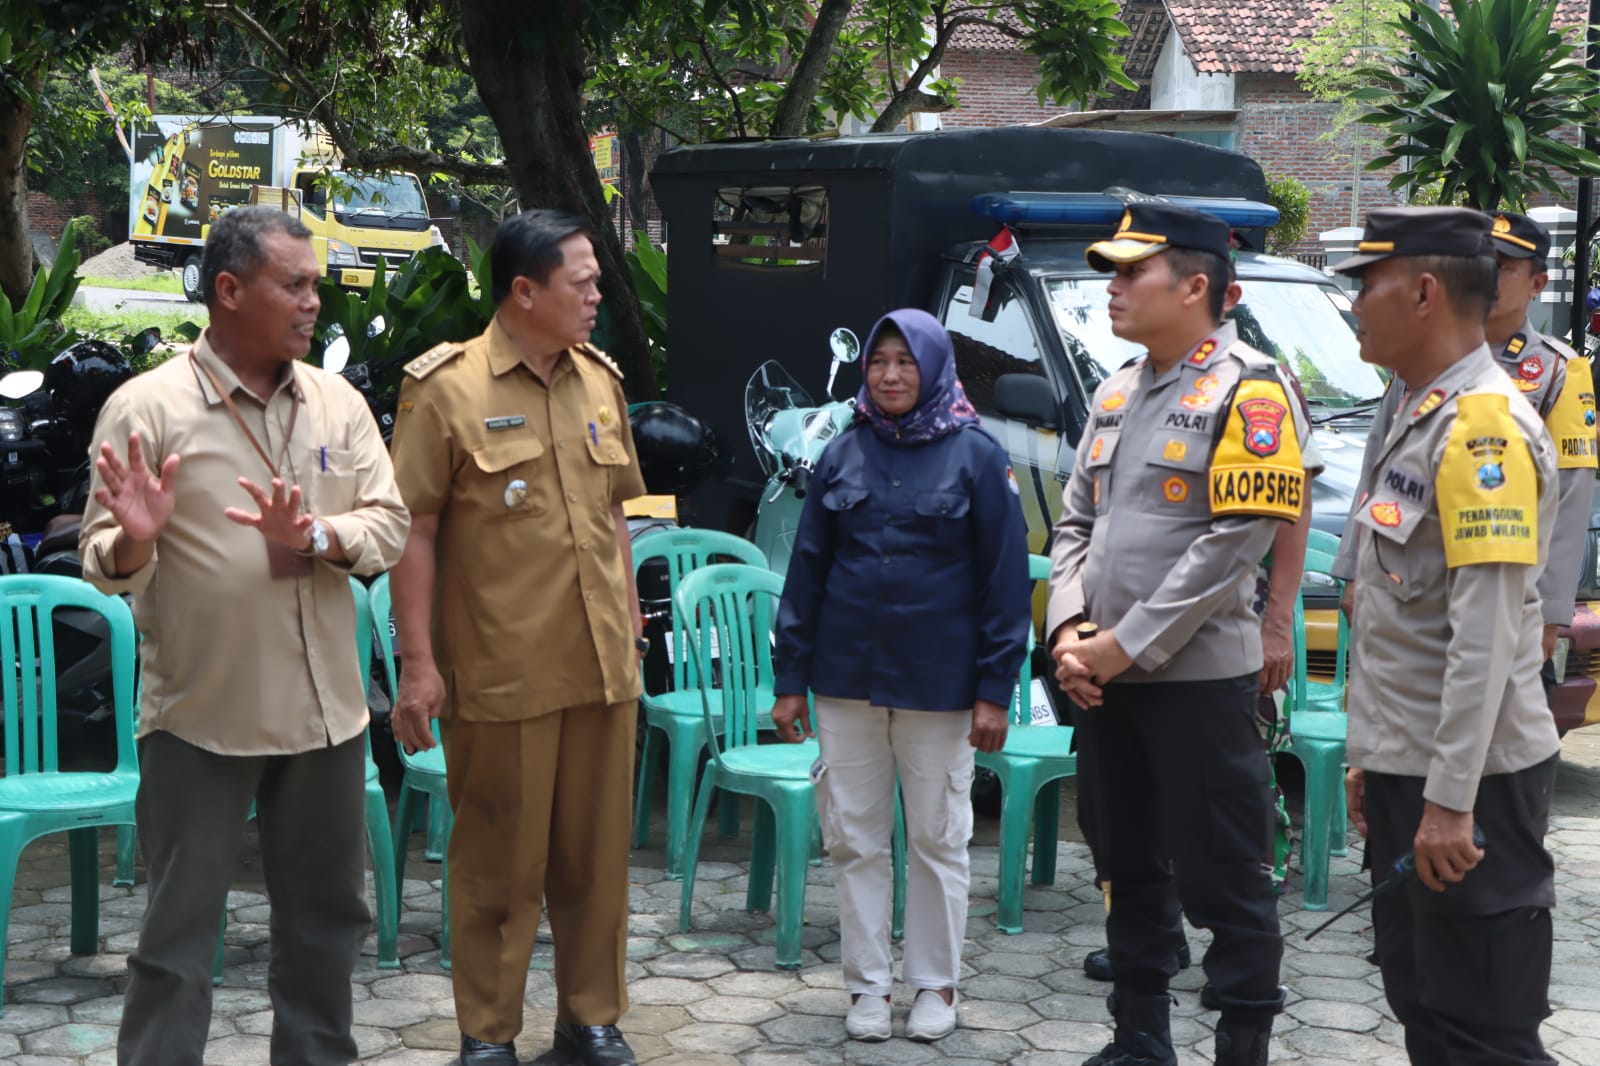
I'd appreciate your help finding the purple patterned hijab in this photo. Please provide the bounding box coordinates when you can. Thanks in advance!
[854,308,981,445]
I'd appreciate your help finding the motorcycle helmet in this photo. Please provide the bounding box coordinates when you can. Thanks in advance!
[629,402,723,495]
[45,340,135,455]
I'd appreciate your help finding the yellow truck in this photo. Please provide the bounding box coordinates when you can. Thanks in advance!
[128,115,442,301]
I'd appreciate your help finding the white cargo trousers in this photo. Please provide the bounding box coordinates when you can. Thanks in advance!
[813,697,975,996]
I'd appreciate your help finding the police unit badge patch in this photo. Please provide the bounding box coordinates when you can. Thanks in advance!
[1437,393,1538,567]
[1006,468,1021,495]
[1163,477,1189,503]
[1370,501,1402,527]
[1519,356,1543,381]
[1163,439,1187,462]
[1545,354,1600,469]
[1516,378,1541,393]
[1090,437,1105,461]
[1238,397,1287,457]
[1208,373,1305,522]
[1413,389,1446,418]
[1101,391,1127,411]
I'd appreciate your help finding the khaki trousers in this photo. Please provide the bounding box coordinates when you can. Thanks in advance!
[443,701,635,1042]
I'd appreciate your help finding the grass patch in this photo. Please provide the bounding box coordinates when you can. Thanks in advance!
[61,304,207,341]
[78,274,184,295]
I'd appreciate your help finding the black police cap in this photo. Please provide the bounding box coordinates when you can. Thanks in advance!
[1489,211,1552,261]
[1329,206,1494,274]
[1086,201,1232,272]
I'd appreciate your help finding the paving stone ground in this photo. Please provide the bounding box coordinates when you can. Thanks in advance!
[5,729,1599,1065]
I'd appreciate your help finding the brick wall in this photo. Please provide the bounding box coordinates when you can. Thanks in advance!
[1233,73,1408,254]
[26,190,105,243]
[940,49,1065,128]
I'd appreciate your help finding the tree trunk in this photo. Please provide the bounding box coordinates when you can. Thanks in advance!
[0,73,41,311]
[869,30,954,134]
[770,0,855,138]
[622,131,650,238]
[459,3,657,398]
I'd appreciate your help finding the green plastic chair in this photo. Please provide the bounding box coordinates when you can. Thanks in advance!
[213,577,400,982]
[1302,528,1349,715]
[369,573,452,970]
[1282,537,1350,912]
[976,553,1078,935]
[631,528,768,879]
[675,564,821,969]
[0,575,139,1014]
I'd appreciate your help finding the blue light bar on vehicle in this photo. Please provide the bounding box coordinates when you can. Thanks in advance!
[971,192,1280,230]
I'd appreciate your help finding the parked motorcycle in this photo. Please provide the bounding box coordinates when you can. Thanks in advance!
[744,326,860,576]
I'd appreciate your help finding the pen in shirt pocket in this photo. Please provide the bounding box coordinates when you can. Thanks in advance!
[589,421,598,445]
[320,445,327,472]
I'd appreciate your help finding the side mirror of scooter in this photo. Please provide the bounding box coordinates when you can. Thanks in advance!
[825,327,860,400]
[323,335,352,375]
[0,370,46,401]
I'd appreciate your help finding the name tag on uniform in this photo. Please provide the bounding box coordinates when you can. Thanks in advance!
[485,415,526,432]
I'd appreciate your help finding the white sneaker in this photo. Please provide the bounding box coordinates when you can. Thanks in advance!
[844,994,892,1041]
[905,988,958,1042]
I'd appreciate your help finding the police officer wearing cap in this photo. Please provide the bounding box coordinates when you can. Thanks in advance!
[1331,207,1561,1066]
[1049,202,1320,1066]
[1485,212,1599,679]
[387,209,646,1066]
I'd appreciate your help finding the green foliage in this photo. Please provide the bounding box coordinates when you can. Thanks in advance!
[0,225,82,369]
[314,242,495,396]
[1019,0,1137,107]
[65,215,111,258]
[588,0,1135,143]
[626,231,668,381]
[60,303,205,346]
[1356,0,1600,210]
[1265,174,1312,253]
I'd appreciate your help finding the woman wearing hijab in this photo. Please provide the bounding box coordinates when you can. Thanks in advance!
[771,308,1031,1043]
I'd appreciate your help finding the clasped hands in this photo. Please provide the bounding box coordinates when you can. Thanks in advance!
[1051,627,1133,707]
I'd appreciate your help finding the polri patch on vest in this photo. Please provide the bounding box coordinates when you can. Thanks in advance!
[485,415,527,432]
[1380,463,1428,503]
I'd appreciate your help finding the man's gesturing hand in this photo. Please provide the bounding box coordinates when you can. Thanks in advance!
[95,432,180,543]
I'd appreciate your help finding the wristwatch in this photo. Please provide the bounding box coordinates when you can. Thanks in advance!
[635,635,650,656]
[299,518,331,557]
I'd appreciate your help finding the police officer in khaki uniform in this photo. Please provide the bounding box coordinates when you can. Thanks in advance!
[1485,212,1599,676]
[388,210,646,1066]
[1331,207,1562,1066]
[1048,203,1320,1066]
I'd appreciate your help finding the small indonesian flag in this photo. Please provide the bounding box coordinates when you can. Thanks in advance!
[970,226,1021,319]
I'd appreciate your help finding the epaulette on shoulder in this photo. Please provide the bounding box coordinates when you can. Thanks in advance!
[575,341,625,381]
[1541,332,1579,362]
[404,342,464,380]
[1227,341,1278,371]
[1118,355,1142,370]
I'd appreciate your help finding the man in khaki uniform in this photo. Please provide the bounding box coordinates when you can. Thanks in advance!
[388,209,645,1066]
[1332,207,1562,1066]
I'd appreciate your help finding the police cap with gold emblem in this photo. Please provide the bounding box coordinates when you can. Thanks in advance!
[1329,206,1494,274]
[1488,211,1552,261]
[1086,202,1232,272]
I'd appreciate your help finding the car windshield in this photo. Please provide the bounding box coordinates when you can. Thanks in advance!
[1043,275,1384,408]
[330,172,427,216]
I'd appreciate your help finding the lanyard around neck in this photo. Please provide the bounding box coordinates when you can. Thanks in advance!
[190,351,300,479]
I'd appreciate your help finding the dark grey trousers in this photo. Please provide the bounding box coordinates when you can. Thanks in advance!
[116,730,370,1066]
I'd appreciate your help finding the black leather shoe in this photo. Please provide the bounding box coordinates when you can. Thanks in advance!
[1084,942,1192,983]
[553,1021,637,1066]
[459,1033,518,1065]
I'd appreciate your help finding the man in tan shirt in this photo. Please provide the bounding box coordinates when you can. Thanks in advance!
[79,206,408,1066]
[388,209,646,1066]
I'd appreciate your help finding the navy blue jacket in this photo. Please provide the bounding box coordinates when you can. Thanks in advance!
[773,422,1032,711]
